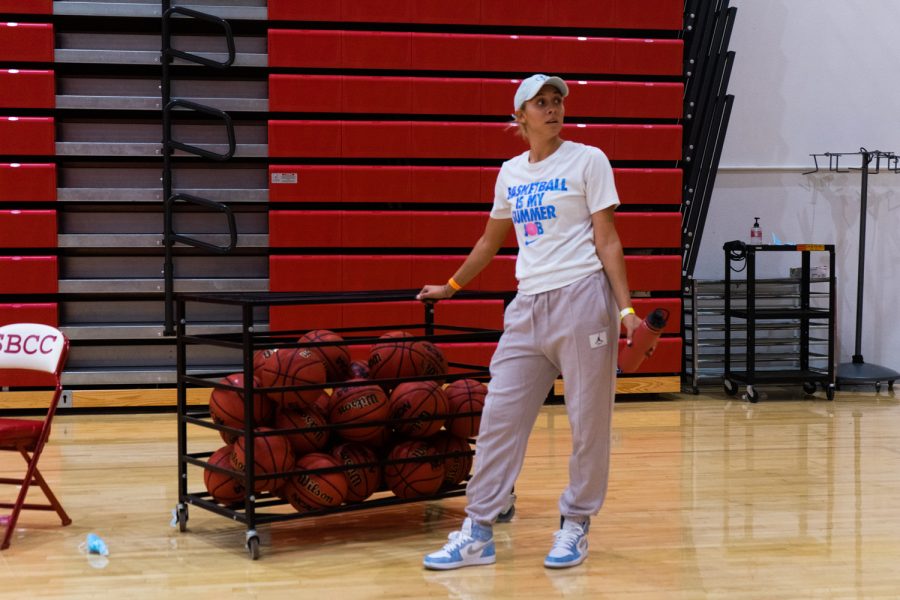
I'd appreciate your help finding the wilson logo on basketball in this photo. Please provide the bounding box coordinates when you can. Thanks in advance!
[0,333,58,355]
[298,475,335,504]
[337,393,380,414]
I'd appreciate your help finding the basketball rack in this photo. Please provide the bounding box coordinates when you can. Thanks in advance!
[173,289,508,559]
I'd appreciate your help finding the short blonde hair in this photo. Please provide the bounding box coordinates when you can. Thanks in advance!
[507,109,528,141]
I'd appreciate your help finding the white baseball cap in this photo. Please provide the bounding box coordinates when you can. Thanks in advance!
[513,74,569,111]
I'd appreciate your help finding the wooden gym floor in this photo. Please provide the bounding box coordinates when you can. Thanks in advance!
[2,386,900,599]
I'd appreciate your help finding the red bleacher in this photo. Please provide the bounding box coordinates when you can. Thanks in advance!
[0,69,54,109]
[0,163,57,202]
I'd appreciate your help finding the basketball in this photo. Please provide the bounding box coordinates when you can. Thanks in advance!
[208,373,275,444]
[282,452,349,511]
[230,427,294,493]
[299,329,351,382]
[332,442,382,502]
[349,359,370,380]
[429,431,474,487]
[444,378,487,438]
[312,390,332,415]
[383,440,445,499]
[410,340,448,381]
[204,445,245,505]
[257,347,327,409]
[389,380,448,438]
[329,382,390,444]
[273,405,329,455]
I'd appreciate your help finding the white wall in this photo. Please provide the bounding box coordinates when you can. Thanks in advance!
[695,0,900,372]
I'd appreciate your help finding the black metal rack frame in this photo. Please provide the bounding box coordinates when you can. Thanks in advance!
[174,289,510,559]
[722,243,836,402]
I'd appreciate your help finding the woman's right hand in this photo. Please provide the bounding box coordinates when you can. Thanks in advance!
[416,284,455,302]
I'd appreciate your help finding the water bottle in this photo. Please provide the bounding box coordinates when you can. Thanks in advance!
[618,308,669,374]
[749,217,763,245]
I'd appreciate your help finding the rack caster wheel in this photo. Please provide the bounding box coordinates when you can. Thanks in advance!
[176,503,188,532]
[826,384,835,401]
[802,381,817,395]
[875,382,882,393]
[890,380,895,392]
[723,379,738,397]
[746,385,759,403]
[246,531,260,560]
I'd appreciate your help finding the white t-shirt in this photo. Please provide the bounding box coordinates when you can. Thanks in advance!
[490,140,620,295]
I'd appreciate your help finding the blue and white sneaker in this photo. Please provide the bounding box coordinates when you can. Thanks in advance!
[544,517,589,568]
[423,517,496,570]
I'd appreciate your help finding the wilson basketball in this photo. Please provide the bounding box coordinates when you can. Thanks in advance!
[389,380,448,438]
[444,378,487,438]
[410,340,448,381]
[282,452,348,511]
[230,427,294,493]
[430,431,474,487]
[329,383,390,444]
[204,444,245,505]
[299,329,351,382]
[209,373,275,444]
[332,442,382,503]
[273,405,329,455]
[257,347,326,409]
[384,440,445,499]
[367,331,415,385]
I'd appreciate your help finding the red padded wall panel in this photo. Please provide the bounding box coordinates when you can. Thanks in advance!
[615,213,680,248]
[268,121,340,158]
[412,122,483,159]
[269,305,344,333]
[0,256,57,293]
[411,33,482,71]
[344,166,412,202]
[618,337,682,374]
[551,36,616,74]
[268,74,341,113]
[411,77,481,115]
[411,212,489,248]
[559,81,617,118]
[481,35,548,72]
[413,167,483,203]
[343,212,413,247]
[0,302,57,326]
[268,30,342,68]
[0,69,54,109]
[613,125,682,161]
[438,342,498,371]
[411,1,481,24]
[548,0,616,28]
[269,211,343,247]
[342,0,411,22]
[0,117,54,155]
[614,169,682,205]
[342,301,416,330]
[268,166,339,202]
[0,1,52,14]
[615,82,683,119]
[267,3,341,21]
[616,0,684,31]
[481,0,547,26]
[342,121,411,158]
[0,22,53,63]
[342,256,412,290]
[343,31,411,69]
[0,163,56,201]
[343,76,412,113]
[0,209,56,247]
[434,299,505,331]
[624,256,681,291]
[615,39,683,76]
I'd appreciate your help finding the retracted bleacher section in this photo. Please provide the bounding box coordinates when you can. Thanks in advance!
[0,0,686,408]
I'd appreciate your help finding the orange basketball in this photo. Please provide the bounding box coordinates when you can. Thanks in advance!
[332,442,382,503]
[204,445,245,504]
[444,378,487,438]
[384,440,445,499]
[430,431,474,487]
[208,373,275,444]
[367,331,415,386]
[274,405,329,455]
[349,359,370,380]
[410,340,448,381]
[282,452,348,511]
[257,347,326,409]
[389,380,448,438]
[299,329,351,382]
[329,383,390,444]
[311,390,332,415]
[230,427,294,493]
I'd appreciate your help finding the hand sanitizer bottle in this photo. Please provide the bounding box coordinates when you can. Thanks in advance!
[750,217,762,245]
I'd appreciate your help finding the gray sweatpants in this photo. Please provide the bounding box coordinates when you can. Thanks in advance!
[465,270,619,524]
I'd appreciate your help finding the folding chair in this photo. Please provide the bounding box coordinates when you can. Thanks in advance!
[0,323,72,550]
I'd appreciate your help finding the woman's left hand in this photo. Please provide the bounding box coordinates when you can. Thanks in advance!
[622,313,643,346]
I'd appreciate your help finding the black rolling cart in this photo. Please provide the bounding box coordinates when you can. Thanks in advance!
[172,290,507,559]
[722,242,836,403]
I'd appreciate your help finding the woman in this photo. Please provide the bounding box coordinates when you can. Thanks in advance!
[417,74,641,570]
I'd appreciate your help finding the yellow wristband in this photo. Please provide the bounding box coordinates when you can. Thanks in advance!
[447,277,463,291]
[619,307,635,321]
